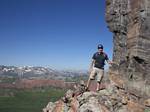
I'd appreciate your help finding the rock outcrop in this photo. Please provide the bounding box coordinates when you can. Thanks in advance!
[43,77,150,112]
[106,0,150,98]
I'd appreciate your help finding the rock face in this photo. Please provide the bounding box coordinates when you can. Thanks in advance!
[106,0,150,97]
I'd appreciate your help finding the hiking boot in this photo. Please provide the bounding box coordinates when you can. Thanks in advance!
[85,87,90,91]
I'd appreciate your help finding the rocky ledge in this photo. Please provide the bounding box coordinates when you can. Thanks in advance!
[43,74,150,112]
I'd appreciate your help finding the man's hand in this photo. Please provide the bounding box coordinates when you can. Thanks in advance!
[107,60,114,65]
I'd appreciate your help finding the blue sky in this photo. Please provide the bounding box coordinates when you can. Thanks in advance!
[0,0,113,70]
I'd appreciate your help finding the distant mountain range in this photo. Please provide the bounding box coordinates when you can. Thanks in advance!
[0,65,88,80]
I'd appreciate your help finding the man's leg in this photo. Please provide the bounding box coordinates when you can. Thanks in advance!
[86,68,96,90]
[96,82,100,91]
[86,78,91,90]
[96,77,103,91]
[96,69,104,91]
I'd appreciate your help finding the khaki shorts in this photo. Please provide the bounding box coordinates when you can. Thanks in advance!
[90,67,104,82]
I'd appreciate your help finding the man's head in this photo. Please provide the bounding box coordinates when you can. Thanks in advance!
[97,44,103,53]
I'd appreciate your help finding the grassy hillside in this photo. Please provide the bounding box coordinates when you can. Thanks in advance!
[0,88,66,112]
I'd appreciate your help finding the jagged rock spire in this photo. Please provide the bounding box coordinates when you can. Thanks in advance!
[106,0,150,97]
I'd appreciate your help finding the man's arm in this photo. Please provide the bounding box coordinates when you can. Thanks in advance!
[106,60,113,65]
[104,53,113,65]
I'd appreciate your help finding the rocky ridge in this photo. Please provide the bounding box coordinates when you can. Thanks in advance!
[43,73,150,112]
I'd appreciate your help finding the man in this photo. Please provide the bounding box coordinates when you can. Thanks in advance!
[86,44,113,91]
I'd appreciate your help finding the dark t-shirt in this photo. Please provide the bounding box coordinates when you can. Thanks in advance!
[92,52,109,69]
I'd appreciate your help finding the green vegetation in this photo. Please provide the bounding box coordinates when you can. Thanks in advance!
[0,77,17,83]
[145,109,150,112]
[0,88,66,112]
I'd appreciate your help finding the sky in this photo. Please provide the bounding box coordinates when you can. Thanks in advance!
[0,0,113,70]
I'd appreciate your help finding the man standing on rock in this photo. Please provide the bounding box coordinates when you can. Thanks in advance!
[86,44,113,91]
